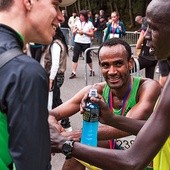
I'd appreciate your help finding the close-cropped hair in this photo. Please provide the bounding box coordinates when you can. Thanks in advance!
[98,38,132,61]
[0,0,13,10]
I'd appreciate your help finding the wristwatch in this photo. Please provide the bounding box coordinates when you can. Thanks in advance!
[62,140,75,159]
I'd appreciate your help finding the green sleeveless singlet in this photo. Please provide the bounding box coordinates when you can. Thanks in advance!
[102,76,141,116]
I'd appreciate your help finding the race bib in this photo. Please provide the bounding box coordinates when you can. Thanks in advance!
[109,33,114,39]
[114,34,119,38]
[116,135,136,150]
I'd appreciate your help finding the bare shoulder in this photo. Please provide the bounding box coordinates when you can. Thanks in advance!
[138,77,161,96]
[140,77,161,89]
[93,82,106,95]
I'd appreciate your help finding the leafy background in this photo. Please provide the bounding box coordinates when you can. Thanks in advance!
[61,0,152,31]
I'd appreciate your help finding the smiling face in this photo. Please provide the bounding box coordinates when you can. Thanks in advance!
[26,0,64,44]
[146,0,170,60]
[99,44,133,90]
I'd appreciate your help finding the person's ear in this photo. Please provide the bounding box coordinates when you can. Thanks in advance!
[24,0,33,10]
[128,57,134,71]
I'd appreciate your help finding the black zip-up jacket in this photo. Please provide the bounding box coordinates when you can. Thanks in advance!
[0,24,51,170]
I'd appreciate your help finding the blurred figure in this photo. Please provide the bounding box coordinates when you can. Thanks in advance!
[104,11,126,41]
[136,26,157,79]
[69,10,94,79]
[93,10,107,45]
[40,27,72,132]
[87,10,93,23]
[60,10,70,45]
[158,60,170,87]
[29,43,44,62]
[68,12,80,48]
[135,15,147,32]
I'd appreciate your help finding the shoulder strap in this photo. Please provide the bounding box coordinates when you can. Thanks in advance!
[0,48,23,69]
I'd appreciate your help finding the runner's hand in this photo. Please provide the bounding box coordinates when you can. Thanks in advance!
[80,93,115,126]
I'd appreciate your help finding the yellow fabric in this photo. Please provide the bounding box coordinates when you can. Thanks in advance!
[77,159,101,170]
[153,137,170,170]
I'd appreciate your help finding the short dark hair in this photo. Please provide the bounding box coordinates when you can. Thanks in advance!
[53,27,68,54]
[98,38,132,61]
[79,10,88,22]
[0,0,13,10]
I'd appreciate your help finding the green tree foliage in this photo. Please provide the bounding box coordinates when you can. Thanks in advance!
[62,0,152,30]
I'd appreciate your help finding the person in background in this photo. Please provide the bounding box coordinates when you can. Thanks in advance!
[104,11,126,41]
[40,27,72,132]
[49,0,170,169]
[134,15,148,56]
[60,10,70,46]
[93,13,99,43]
[87,10,93,23]
[0,0,71,169]
[93,10,107,45]
[29,43,44,62]
[135,15,147,33]
[136,25,157,79]
[69,10,94,79]
[157,60,170,87]
[68,12,80,48]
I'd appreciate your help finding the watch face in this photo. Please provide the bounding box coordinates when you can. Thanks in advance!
[62,140,74,159]
[63,142,72,153]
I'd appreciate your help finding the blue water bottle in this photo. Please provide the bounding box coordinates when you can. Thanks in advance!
[81,88,100,147]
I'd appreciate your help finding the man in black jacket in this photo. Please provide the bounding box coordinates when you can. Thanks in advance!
[0,0,74,169]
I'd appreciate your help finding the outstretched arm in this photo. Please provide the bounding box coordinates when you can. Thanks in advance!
[51,76,170,170]
[81,93,145,136]
[80,79,161,138]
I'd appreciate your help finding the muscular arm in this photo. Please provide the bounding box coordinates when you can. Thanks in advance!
[49,83,105,121]
[97,78,161,140]
[52,76,170,170]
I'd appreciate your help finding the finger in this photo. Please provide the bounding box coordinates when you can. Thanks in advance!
[80,93,89,113]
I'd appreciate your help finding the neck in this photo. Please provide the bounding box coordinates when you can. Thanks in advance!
[111,77,132,100]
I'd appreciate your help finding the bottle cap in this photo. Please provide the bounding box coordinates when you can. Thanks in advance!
[89,88,98,98]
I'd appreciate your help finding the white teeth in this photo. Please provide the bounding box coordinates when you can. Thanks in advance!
[109,77,119,81]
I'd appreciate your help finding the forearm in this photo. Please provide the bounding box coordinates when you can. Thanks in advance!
[71,142,136,170]
[84,31,94,37]
[111,115,145,135]
[98,124,131,140]
[49,99,80,121]
[49,107,71,121]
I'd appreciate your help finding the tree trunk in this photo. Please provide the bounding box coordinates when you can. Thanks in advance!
[108,0,113,12]
[77,0,81,13]
[128,0,135,28]
[113,1,118,12]
[87,0,91,11]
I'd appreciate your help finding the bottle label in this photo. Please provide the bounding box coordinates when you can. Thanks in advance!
[83,108,99,122]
